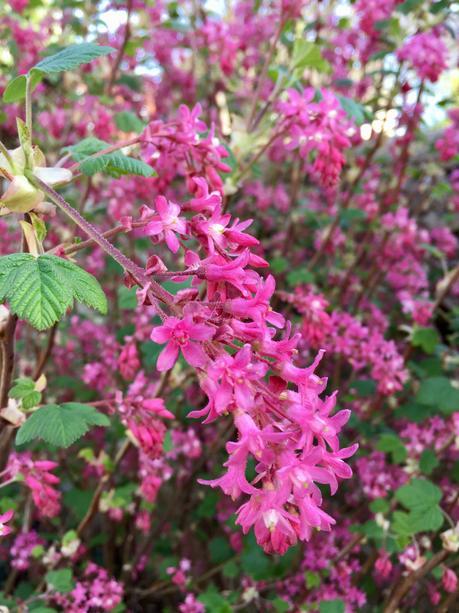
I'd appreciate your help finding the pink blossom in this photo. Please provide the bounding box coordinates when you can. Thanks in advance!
[151,312,214,371]
[0,509,14,537]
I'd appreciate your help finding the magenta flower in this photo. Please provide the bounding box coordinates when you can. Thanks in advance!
[0,509,14,537]
[143,195,187,253]
[151,314,214,371]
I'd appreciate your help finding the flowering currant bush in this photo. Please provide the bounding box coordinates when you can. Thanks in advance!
[0,1,458,611]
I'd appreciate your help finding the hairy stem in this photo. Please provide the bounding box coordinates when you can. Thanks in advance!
[30,176,176,313]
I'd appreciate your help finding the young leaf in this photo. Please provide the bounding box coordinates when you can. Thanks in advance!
[45,569,75,593]
[32,43,115,76]
[2,71,42,103]
[0,253,107,330]
[9,378,41,409]
[16,403,110,448]
[79,152,155,178]
[63,137,109,162]
[292,40,331,74]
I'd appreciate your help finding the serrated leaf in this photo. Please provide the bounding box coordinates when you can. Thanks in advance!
[79,152,154,178]
[45,569,75,593]
[32,43,114,75]
[16,403,110,448]
[64,137,109,162]
[9,378,35,399]
[0,254,107,330]
[395,478,442,509]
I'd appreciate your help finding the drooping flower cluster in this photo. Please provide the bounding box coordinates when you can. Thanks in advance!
[397,30,448,83]
[275,88,357,187]
[140,109,357,552]
[4,453,61,518]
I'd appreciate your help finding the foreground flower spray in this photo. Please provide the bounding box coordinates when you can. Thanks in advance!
[0,1,458,611]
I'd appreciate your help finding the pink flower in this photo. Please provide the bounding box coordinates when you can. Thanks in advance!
[143,195,187,253]
[151,313,214,371]
[443,568,458,593]
[397,30,448,83]
[0,509,14,537]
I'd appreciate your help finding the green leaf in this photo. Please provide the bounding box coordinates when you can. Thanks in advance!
[411,327,441,354]
[117,285,137,310]
[305,570,321,589]
[397,0,424,13]
[286,269,315,287]
[394,478,444,534]
[430,0,451,13]
[338,96,370,125]
[45,569,74,594]
[319,600,345,613]
[0,253,107,330]
[64,137,109,162]
[370,498,390,514]
[292,40,331,74]
[79,152,154,178]
[419,449,439,475]
[416,377,459,415]
[2,71,42,103]
[9,378,35,398]
[395,478,442,509]
[3,75,27,103]
[32,43,114,75]
[115,111,145,133]
[16,403,110,448]
[198,586,233,613]
[376,433,407,464]
[272,598,290,612]
[222,560,239,578]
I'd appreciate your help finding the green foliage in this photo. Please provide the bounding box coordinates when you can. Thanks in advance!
[33,43,115,75]
[114,111,145,133]
[419,449,440,475]
[397,0,424,13]
[369,498,390,514]
[376,433,407,464]
[416,377,459,415]
[411,327,441,354]
[319,600,345,613]
[286,269,315,287]
[209,536,234,564]
[0,253,107,330]
[393,479,443,536]
[198,586,232,613]
[45,569,75,593]
[3,44,114,102]
[338,96,371,125]
[65,137,154,178]
[292,39,331,75]
[80,152,154,178]
[9,377,41,409]
[16,403,110,448]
